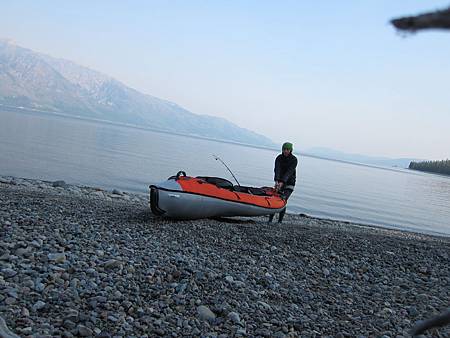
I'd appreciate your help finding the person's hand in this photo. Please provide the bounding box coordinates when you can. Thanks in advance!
[274,181,283,192]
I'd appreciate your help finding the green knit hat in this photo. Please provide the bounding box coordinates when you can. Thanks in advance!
[282,142,293,151]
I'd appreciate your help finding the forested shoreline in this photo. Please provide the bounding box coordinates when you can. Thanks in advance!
[409,159,450,176]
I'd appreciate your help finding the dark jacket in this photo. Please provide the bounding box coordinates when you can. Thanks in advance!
[274,153,298,187]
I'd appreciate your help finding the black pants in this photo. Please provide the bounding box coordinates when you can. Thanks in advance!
[269,188,293,223]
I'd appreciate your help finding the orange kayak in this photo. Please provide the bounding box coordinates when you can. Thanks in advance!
[150,171,286,219]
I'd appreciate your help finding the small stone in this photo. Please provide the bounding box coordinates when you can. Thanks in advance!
[227,311,241,324]
[257,301,272,311]
[15,247,31,256]
[107,315,118,322]
[197,305,216,322]
[103,259,121,269]
[77,324,93,337]
[323,268,330,276]
[154,328,165,336]
[20,327,32,335]
[407,306,419,317]
[52,180,67,188]
[233,280,246,288]
[236,327,247,336]
[112,189,122,195]
[0,253,10,261]
[255,328,271,337]
[381,307,394,316]
[31,240,42,248]
[35,282,45,292]
[225,275,234,283]
[66,308,79,319]
[48,253,66,263]
[24,279,35,289]
[1,268,17,278]
[63,320,77,330]
[418,266,428,274]
[91,191,104,198]
[21,308,30,317]
[32,300,46,312]
[95,296,107,304]
[6,289,18,299]
[416,293,429,302]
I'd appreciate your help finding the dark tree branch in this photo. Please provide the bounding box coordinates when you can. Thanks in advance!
[411,309,450,336]
[391,7,450,32]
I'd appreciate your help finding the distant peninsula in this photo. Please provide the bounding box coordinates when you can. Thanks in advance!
[409,159,450,176]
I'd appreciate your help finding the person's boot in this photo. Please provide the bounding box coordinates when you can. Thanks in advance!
[278,208,286,223]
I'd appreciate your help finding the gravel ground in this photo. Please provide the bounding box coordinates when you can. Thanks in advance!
[1,176,450,338]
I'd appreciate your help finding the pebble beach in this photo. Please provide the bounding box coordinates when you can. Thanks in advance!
[1,176,450,338]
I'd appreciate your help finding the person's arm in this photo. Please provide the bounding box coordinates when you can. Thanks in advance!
[281,157,297,183]
[274,155,282,182]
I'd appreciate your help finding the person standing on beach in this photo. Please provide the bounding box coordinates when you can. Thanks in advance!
[269,142,298,224]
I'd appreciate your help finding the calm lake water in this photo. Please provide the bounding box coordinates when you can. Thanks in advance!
[1,110,450,235]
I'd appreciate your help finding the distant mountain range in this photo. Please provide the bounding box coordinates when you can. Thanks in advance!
[304,147,420,168]
[0,39,422,168]
[0,39,274,147]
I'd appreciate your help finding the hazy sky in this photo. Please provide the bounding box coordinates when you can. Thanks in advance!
[2,1,450,159]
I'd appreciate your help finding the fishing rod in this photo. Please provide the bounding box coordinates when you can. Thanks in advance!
[212,154,241,186]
